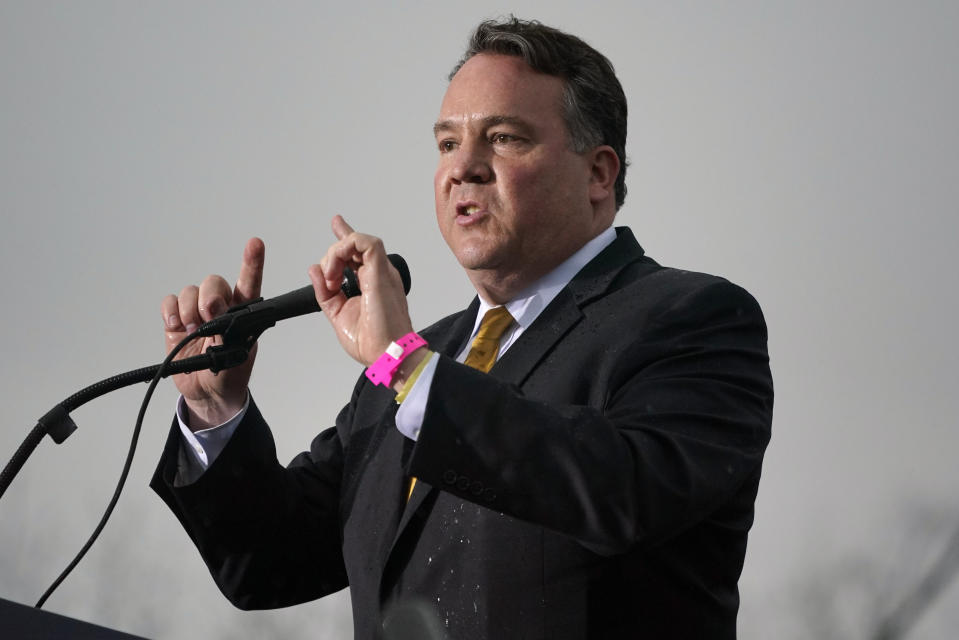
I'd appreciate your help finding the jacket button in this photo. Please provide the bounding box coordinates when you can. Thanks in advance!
[469,480,484,496]
[456,476,471,491]
[442,470,457,485]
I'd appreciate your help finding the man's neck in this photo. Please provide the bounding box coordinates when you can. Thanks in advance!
[472,226,618,308]
[468,225,617,305]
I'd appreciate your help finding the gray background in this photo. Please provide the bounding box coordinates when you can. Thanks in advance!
[1,2,957,638]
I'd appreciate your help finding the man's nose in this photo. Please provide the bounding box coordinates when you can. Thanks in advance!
[449,141,492,184]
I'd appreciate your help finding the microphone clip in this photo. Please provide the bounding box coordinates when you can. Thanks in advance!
[203,343,254,374]
[196,297,275,349]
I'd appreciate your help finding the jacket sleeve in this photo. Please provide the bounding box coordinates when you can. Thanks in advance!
[150,397,350,609]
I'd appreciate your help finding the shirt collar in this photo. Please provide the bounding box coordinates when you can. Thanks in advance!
[471,226,617,335]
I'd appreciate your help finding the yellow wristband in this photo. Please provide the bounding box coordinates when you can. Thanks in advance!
[394,350,434,404]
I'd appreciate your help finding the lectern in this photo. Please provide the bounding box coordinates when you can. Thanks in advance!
[0,597,147,639]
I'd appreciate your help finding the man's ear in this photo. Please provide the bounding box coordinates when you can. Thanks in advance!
[587,145,620,205]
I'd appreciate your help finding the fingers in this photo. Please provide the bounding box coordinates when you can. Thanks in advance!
[161,285,200,355]
[311,216,388,314]
[309,262,341,312]
[197,275,232,322]
[161,293,186,353]
[160,237,263,337]
[322,216,392,286]
[234,237,265,304]
[160,275,230,342]
[331,214,355,240]
[174,284,201,333]
[162,293,184,333]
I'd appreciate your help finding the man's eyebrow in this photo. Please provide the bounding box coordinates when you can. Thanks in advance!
[433,115,531,137]
[432,120,456,137]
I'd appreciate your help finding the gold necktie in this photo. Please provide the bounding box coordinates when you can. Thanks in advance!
[407,306,514,500]
[463,306,515,373]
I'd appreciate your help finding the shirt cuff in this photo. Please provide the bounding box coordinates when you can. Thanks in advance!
[395,350,434,403]
[394,353,439,441]
[175,393,250,483]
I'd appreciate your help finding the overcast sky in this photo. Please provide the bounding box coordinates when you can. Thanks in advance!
[1,2,957,638]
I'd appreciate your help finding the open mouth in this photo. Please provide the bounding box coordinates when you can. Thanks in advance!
[455,203,488,226]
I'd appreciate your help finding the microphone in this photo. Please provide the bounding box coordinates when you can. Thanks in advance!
[196,253,410,343]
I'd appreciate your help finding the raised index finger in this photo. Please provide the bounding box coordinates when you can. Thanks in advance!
[233,237,265,304]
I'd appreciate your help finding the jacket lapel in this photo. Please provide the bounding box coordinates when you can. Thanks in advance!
[491,227,647,386]
[427,297,480,359]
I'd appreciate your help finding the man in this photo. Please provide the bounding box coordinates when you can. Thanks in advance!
[153,17,773,639]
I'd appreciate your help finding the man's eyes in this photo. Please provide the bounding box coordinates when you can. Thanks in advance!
[435,133,523,152]
[490,133,519,144]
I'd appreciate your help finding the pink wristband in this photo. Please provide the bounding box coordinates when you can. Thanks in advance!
[365,332,428,387]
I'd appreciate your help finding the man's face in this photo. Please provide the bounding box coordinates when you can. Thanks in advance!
[434,53,599,300]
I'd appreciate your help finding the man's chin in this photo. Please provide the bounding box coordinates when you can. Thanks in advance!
[451,244,504,272]
[456,255,505,274]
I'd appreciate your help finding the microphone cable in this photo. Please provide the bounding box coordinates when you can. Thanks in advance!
[35,328,205,608]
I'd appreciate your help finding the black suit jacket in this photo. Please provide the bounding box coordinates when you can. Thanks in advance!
[152,227,773,639]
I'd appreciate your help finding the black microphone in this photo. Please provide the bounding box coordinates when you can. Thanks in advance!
[196,253,410,343]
